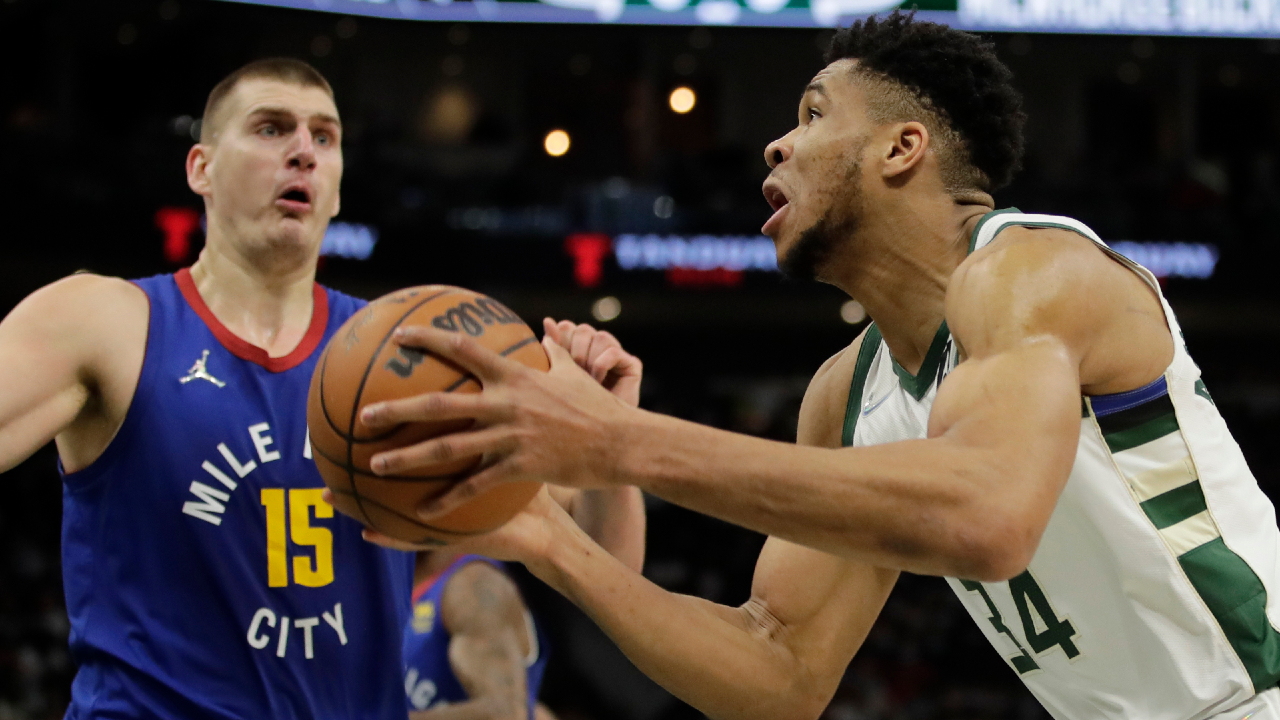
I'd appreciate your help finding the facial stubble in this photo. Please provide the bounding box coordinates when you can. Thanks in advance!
[778,150,865,283]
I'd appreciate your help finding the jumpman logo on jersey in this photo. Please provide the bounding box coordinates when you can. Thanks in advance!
[179,349,226,388]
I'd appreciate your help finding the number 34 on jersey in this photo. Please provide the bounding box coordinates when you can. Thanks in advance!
[959,570,1082,674]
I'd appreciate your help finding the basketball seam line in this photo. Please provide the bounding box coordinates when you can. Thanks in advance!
[323,334,534,442]
[338,289,460,534]
[318,289,457,442]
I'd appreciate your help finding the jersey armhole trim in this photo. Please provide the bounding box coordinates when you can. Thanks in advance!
[967,207,1022,253]
[842,324,883,448]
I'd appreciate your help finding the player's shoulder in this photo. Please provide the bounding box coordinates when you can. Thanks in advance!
[13,273,148,332]
[318,283,370,323]
[798,325,874,448]
[954,222,1107,295]
[440,559,524,630]
[807,325,872,396]
[947,223,1123,338]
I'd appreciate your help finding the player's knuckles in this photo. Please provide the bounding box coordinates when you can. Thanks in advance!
[556,322,576,349]
[592,347,620,368]
[415,392,467,418]
[487,397,519,421]
[422,437,465,464]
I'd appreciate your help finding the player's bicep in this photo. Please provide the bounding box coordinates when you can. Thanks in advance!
[927,340,1082,560]
[745,537,897,702]
[0,275,133,471]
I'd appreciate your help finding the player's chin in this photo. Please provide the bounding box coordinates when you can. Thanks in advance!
[771,228,803,267]
[266,219,320,251]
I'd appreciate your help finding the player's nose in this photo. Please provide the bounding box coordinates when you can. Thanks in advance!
[287,129,318,171]
[764,134,793,169]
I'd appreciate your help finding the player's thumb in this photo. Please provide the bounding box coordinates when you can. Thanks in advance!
[542,334,577,370]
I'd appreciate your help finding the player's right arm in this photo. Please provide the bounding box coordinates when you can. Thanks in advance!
[529,518,898,720]
[408,562,533,720]
[0,274,147,473]
[376,332,898,720]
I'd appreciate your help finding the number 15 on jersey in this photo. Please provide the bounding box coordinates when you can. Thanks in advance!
[261,488,334,588]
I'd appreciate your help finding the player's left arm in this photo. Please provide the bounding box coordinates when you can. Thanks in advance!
[541,320,646,574]
[408,562,532,720]
[364,230,1165,581]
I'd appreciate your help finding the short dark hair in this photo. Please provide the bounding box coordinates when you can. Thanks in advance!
[200,58,334,143]
[825,11,1026,192]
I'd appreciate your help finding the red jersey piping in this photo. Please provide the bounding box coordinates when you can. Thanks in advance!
[175,267,328,373]
[411,555,488,604]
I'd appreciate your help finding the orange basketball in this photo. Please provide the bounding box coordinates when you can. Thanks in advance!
[307,286,546,544]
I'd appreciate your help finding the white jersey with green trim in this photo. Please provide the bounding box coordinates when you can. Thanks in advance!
[842,210,1280,720]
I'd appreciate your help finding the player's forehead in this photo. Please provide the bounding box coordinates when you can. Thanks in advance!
[803,59,861,105]
[221,78,340,126]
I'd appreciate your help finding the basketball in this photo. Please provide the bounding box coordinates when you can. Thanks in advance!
[307,285,547,544]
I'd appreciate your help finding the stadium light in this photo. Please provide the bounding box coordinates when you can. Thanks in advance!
[544,130,571,156]
[669,87,696,114]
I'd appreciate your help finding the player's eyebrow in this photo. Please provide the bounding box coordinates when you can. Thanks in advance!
[246,105,343,129]
[804,81,828,99]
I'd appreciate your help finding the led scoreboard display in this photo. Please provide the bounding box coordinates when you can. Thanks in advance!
[218,0,1280,36]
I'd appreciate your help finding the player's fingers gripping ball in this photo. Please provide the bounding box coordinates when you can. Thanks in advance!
[307,286,546,544]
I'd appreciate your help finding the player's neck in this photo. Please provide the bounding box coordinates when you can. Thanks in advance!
[188,244,318,359]
[833,196,989,375]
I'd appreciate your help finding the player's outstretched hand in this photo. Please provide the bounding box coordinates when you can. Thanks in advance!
[542,318,642,408]
[359,326,636,518]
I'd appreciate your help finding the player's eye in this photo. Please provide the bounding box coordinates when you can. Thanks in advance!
[315,131,331,146]
[807,108,821,122]
[259,124,279,137]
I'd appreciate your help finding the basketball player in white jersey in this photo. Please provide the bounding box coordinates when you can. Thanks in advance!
[356,12,1280,720]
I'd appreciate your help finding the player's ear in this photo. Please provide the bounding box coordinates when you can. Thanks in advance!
[187,143,213,197]
[881,121,929,180]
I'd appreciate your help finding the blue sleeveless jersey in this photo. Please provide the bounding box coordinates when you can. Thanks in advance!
[59,269,415,719]
[402,555,549,717]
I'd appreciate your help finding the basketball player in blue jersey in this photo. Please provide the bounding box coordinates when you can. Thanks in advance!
[400,322,644,720]
[402,550,552,719]
[0,58,644,720]
[359,13,1280,720]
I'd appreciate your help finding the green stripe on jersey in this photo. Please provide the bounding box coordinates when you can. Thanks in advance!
[1096,393,1180,453]
[842,324,883,448]
[1179,538,1280,692]
[1140,481,1208,530]
[1105,414,1181,453]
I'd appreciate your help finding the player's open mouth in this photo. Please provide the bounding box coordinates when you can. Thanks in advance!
[276,184,313,214]
[761,182,790,235]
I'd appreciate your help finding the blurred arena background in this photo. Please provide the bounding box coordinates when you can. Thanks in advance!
[4,0,1280,717]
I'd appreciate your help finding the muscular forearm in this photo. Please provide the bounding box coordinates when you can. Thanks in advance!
[613,411,1025,580]
[569,486,645,573]
[527,521,829,720]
